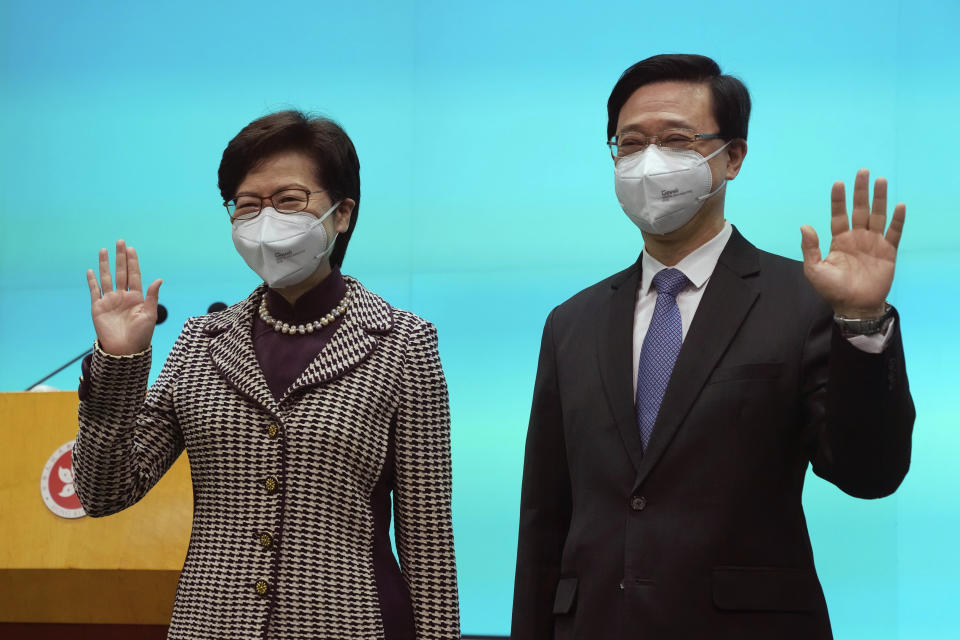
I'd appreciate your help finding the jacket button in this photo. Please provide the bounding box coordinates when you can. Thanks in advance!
[630,495,647,511]
[255,579,269,596]
[266,423,280,438]
[264,476,279,493]
[258,531,274,548]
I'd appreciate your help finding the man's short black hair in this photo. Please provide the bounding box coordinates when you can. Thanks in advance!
[607,54,751,142]
[219,110,360,269]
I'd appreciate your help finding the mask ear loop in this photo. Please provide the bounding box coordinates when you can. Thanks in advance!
[312,200,344,260]
[695,140,732,202]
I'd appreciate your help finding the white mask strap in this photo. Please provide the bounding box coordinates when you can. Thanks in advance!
[313,199,343,259]
[315,199,342,225]
[699,139,731,164]
[695,140,732,202]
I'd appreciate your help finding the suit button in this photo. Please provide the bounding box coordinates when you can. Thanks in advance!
[264,476,279,493]
[630,495,647,511]
[255,579,269,596]
[258,531,274,548]
[266,423,280,438]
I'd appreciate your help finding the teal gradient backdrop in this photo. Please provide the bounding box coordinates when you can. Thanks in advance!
[2,1,958,637]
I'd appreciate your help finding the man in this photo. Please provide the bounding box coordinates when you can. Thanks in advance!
[511,54,913,639]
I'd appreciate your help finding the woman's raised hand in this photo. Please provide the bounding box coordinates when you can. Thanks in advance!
[86,239,163,355]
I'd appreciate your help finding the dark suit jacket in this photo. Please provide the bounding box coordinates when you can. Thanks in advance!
[511,228,914,640]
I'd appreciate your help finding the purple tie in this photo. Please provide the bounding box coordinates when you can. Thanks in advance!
[636,268,689,451]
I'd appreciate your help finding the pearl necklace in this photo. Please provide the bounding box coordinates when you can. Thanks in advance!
[258,288,354,335]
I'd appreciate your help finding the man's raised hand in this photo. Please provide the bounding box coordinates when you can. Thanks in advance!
[800,168,905,318]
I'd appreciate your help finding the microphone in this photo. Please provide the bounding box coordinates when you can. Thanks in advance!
[25,304,170,391]
[208,302,227,313]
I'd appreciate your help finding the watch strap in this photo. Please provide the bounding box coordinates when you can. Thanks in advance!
[834,304,895,337]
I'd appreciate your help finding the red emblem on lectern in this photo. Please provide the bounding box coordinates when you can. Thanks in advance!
[40,441,86,518]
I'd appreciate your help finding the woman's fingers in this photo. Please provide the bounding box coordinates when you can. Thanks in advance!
[127,246,143,293]
[90,240,160,330]
[86,269,101,304]
[115,239,128,291]
[98,248,113,293]
[145,279,163,309]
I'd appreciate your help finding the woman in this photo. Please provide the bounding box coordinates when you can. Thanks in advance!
[73,111,460,640]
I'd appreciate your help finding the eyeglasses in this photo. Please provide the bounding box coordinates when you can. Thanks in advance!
[224,188,327,221]
[607,128,723,159]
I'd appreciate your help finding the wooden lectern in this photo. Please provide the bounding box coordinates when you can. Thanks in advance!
[0,391,191,635]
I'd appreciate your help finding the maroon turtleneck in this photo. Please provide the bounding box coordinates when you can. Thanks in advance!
[252,268,348,400]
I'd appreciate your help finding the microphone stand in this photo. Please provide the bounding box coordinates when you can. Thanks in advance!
[24,304,169,391]
[25,348,93,391]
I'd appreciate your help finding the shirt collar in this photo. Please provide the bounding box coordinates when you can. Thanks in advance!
[640,220,733,295]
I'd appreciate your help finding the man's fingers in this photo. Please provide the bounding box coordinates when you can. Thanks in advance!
[885,203,906,249]
[869,177,888,232]
[127,246,143,293]
[800,225,822,266]
[830,181,849,235]
[98,248,113,293]
[86,269,101,304]
[850,168,870,229]
[115,239,128,291]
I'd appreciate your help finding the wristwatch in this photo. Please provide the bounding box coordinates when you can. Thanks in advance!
[834,304,895,336]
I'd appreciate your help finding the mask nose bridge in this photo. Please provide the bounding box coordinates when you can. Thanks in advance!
[637,145,700,177]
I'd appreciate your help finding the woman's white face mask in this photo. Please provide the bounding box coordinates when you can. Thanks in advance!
[231,201,341,288]
[614,141,730,235]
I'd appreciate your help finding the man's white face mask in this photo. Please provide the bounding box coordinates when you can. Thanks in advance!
[231,202,341,288]
[614,141,730,235]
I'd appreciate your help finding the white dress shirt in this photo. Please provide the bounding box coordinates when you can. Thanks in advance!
[632,221,892,396]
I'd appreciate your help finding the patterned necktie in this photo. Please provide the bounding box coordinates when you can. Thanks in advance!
[636,268,690,451]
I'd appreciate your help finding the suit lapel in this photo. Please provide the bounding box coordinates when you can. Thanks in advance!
[634,228,760,487]
[205,286,280,417]
[279,278,392,403]
[597,261,646,473]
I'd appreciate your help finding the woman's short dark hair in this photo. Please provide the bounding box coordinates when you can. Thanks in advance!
[606,54,751,142]
[218,110,361,269]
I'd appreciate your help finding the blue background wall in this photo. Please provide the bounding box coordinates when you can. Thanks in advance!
[2,1,958,636]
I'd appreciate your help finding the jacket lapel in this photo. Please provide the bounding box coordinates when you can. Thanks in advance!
[279,277,392,403]
[597,261,646,473]
[203,279,393,412]
[205,285,280,417]
[634,227,761,488]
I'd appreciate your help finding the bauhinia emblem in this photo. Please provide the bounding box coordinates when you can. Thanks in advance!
[40,440,86,519]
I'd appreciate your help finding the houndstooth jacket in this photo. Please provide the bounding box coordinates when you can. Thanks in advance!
[73,277,461,639]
